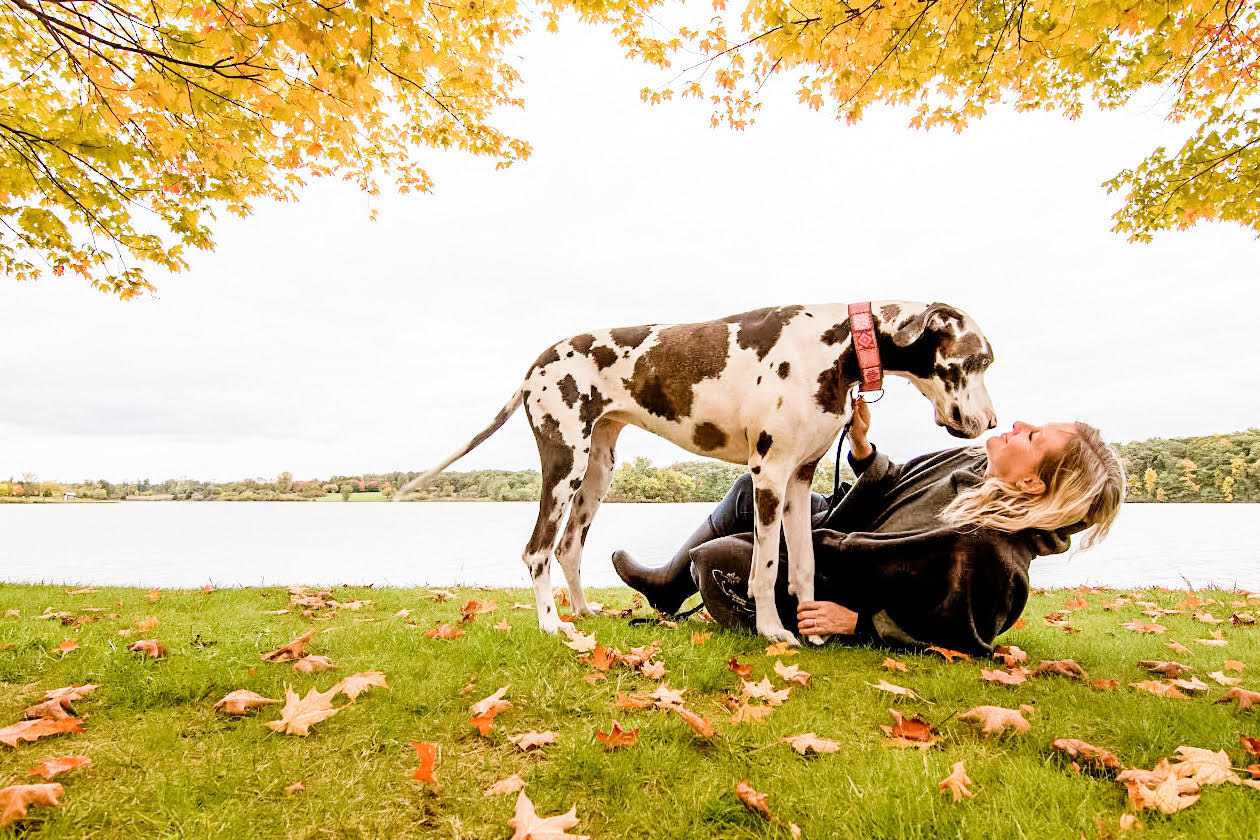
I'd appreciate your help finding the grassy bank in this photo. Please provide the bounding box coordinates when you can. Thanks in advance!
[1,583,1258,839]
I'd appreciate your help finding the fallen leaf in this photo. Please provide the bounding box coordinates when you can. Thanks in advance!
[782,732,840,755]
[585,644,619,672]
[992,645,1028,667]
[764,642,797,657]
[331,671,389,701]
[692,632,711,644]
[3,609,18,618]
[879,709,937,749]
[731,702,774,724]
[23,699,73,720]
[670,705,715,737]
[980,668,1028,686]
[135,616,159,631]
[1033,659,1089,680]
[262,630,316,662]
[1052,738,1123,772]
[1118,814,1143,831]
[727,657,754,679]
[1012,618,1028,629]
[25,757,90,780]
[881,657,908,672]
[200,584,216,594]
[939,761,975,802]
[1193,611,1223,625]
[866,680,923,701]
[1168,677,1210,693]
[411,742,437,785]
[507,790,589,840]
[128,639,167,658]
[0,783,64,827]
[1241,737,1260,757]
[734,779,772,819]
[1092,679,1122,691]
[0,718,84,748]
[147,589,162,603]
[493,619,511,631]
[65,587,97,595]
[425,623,466,640]
[1208,670,1243,686]
[926,645,970,663]
[958,704,1033,735]
[1064,596,1088,609]
[1216,687,1260,711]
[650,684,686,708]
[1121,620,1166,634]
[284,781,304,795]
[266,685,341,736]
[639,660,666,680]
[773,660,810,686]
[393,608,411,619]
[429,589,454,602]
[1166,640,1193,655]
[509,731,559,750]
[621,643,660,670]
[293,654,336,673]
[742,677,791,706]
[595,722,639,749]
[1117,759,1200,813]
[1194,637,1228,647]
[1223,659,1246,672]
[1130,680,1188,698]
[562,629,597,653]
[485,773,525,796]
[614,691,651,710]
[43,685,95,704]
[54,639,78,656]
[214,690,281,715]
[1138,660,1193,678]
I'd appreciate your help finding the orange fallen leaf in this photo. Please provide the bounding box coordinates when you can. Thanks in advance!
[1064,596,1088,609]
[1092,679,1121,691]
[200,584,216,594]
[621,643,660,670]
[411,741,437,785]
[262,629,315,662]
[283,782,304,795]
[44,685,96,704]
[926,645,970,663]
[1223,659,1246,672]
[865,679,924,701]
[727,657,753,679]
[425,623,466,640]
[992,645,1027,667]
[781,732,839,755]
[764,642,797,657]
[1052,738,1122,772]
[939,761,974,802]
[1216,687,1260,711]
[1032,659,1089,680]
[692,632,712,644]
[650,684,686,708]
[584,644,619,672]
[135,616,159,631]
[1166,640,1192,655]
[1130,680,1187,698]
[266,685,341,736]
[0,783,64,827]
[731,702,774,724]
[23,700,73,721]
[147,589,161,603]
[639,660,666,680]
[293,654,336,673]
[214,690,281,715]
[65,587,97,595]
[54,639,78,656]
[773,660,810,686]
[670,705,715,737]
[1208,670,1242,686]
[507,790,588,840]
[129,639,167,658]
[742,677,790,706]
[493,620,511,631]
[1120,620,1166,634]
[1138,660,1193,678]
[1012,618,1028,629]
[595,722,639,749]
[958,704,1033,735]
[1240,736,1260,757]
[881,657,908,672]
[470,685,512,735]
[0,718,84,748]
[331,671,389,701]
[980,668,1028,686]
[879,709,937,749]
[614,691,652,710]
[25,757,90,780]
[734,779,772,819]
[485,773,526,796]
[509,731,559,750]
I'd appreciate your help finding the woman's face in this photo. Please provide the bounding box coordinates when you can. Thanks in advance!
[985,421,1077,494]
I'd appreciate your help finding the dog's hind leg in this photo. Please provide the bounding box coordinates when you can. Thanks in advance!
[783,464,824,645]
[555,418,624,617]
[522,416,590,635]
[747,466,797,645]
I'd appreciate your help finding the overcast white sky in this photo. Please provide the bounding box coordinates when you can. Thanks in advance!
[3,18,1259,483]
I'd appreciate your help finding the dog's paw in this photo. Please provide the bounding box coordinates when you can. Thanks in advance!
[806,634,829,646]
[556,620,576,636]
[758,625,800,646]
[572,606,597,618]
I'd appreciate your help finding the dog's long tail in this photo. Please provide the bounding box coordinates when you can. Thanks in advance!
[393,386,525,502]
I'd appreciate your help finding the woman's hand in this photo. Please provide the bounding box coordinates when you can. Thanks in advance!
[849,396,873,461]
[796,601,859,636]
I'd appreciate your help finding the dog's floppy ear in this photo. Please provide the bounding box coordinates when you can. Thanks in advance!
[890,302,965,347]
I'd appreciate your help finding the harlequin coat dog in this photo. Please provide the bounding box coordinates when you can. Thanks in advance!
[397,302,997,644]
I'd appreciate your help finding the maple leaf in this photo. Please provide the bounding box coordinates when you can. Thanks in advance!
[262,630,316,662]
[773,660,810,686]
[284,782,304,795]
[25,756,90,781]
[980,668,1028,686]
[879,709,937,749]
[23,699,74,720]
[214,690,281,715]
[639,660,666,680]
[1193,611,1223,625]
[1130,680,1188,698]
[425,623,466,640]
[1032,659,1089,680]
[742,677,790,706]
[331,671,389,701]
[650,684,686,708]
[507,790,589,840]
[992,645,1028,667]
[493,619,511,631]
[429,589,454,602]
[411,741,437,786]
[54,639,78,655]
[1117,759,1201,814]
[731,702,774,724]
[734,779,772,819]
[510,731,559,750]
[266,685,341,736]
[135,616,159,632]
[0,783,64,827]
[865,680,924,701]
[669,705,715,737]
[692,632,712,644]
[1166,640,1193,655]
[614,692,652,710]
[1232,611,1257,625]
[1208,670,1242,686]
[958,704,1033,736]
[485,774,526,796]
[4,609,18,618]
[1052,739,1123,772]
[1216,687,1260,711]
[0,718,84,748]
[43,685,96,704]
[1194,634,1228,647]
[727,657,754,679]
[1138,660,1193,678]
[1120,620,1166,634]
[1223,659,1246,672]
[781,732,839,755]
[583,644,620,672]
[621,643,660,670]
[470,685,512,735]
[1240,736,1260,757]
[129,639,167,658]
[293,654,336,673]
[939,761,974,802]
[764,642,797,657]
[881,657,908,672]
[595,722,639,749]
[1092,679,1121,691]
[1168,677,1210,694]
[926,645,970,662]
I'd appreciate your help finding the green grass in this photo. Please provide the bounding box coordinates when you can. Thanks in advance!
[1,583,1258,839]
[316,492,388,502]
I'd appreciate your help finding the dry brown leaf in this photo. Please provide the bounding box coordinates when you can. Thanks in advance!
[493,619,511,631]
[1166,640,1193,655]
[562,628,597,652]
[507,790,589,840]
[926,645,970,662]
[135,615,159,631]
[0,783,64,827]
[3,609,18,618]
[331,671,389,701]
[781,732,840,755]
[742,677,791,706]
[283,781,305,795]
[958,704,1033,735]
[65,587,97,595]
[1208,670,1242,686]
[939,761,975,802]
[485,773,525,796]
[731,702,774,724]
[147,589,162,603]
[1130,680,1188,698]
[425,623,465,640]
[410,741,437,786]
[266,685,341,736]
[1216,687,1260,711]
[1239,736,1260,757]
[1092,679,1122,691]
[261,629,315,662]
[650,684,686,708]
[1223,659,1246,672]
[879,708,937,749]
[734,779,772,819]
[865,679,923,701]
[1117,759,1201,814]
[214,690,281,715]
[614,691,651,710]
[54,639,78,655]
[1193,611,1223,625]
[1194,637,1228,647]
[25,757,90,780]
[881,657,908,672]
[595,722,639,750]
[692,632,712,644]
[728,657,754,679]
[584,644,620,672]
[670,705,715,737]
[1052,738,1123,772]
[23,700,73,720]
[43,685,96,705]
[980,668,1029,686]
[764,642,797,657]
[0,718,84,748]
[992,645,1028,667]
[1168,677,1210,694]
[773,660,810,686]
[1120,620,1167,634]
[129,639,167,658]
[1138,660,1193,678]
[639,660,666,680]
[1032,659,1089,680]
[509,731,559,751]
[293,654,336,673]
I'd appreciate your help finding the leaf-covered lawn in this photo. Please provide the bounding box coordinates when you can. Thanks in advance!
[1,583,1258,838]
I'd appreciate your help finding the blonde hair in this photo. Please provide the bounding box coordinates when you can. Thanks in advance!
[940,422,1126,549]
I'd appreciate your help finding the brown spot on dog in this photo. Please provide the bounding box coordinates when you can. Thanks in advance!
[557,374,580,408]
[591,345,618,370]
[692,422,728,451]
[751,466,761,475]
[577,385,612,438]
[821,322,850,346]
[611,325,653,348]
[879,303,902,321]
[623,322,729,420]
[569,477,583,490]
[722,306,803,360]
[570,334,596,355]
[531,345,561,371]
[526,413,575,555]
[777,362,790,379]
[951,333,983,359]
[776,397,783,409]
[755,431,773,457]
[755,487,779,527]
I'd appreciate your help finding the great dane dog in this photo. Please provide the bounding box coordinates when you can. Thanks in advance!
[397,301,997,644]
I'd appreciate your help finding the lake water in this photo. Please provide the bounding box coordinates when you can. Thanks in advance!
[1,502,1258,592]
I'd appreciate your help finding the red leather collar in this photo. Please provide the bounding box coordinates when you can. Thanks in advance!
[848,301,883,394]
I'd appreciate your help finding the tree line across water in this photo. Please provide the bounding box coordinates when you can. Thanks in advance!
[4,430,1258,504]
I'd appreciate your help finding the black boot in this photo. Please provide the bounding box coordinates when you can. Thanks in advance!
[612,475,756,614]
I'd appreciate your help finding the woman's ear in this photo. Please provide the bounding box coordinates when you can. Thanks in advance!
[1017,474,1047,495]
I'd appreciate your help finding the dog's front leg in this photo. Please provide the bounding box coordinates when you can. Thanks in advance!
[783,472,824,645]
[748,468,797,645]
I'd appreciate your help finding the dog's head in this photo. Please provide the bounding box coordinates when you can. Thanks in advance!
[877,302,997,439]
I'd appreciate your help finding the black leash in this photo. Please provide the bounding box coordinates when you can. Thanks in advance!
[628,602,706,627]
[824,417,854,520]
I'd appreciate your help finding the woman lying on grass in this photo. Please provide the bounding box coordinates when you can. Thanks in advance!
[613,398,1126,654]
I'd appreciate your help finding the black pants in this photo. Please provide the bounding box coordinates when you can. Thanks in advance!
[688,474,844,634]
